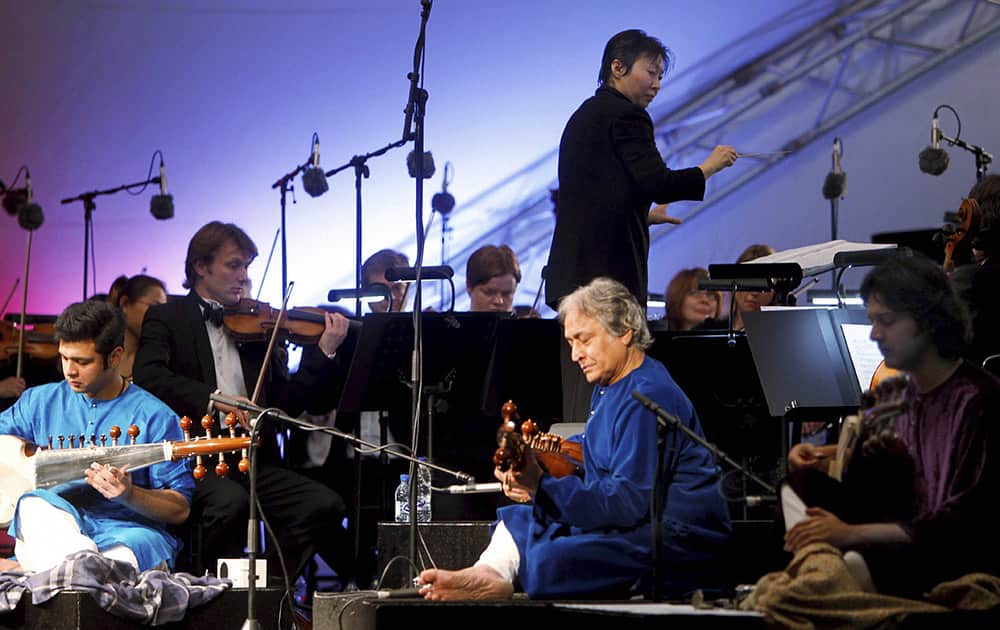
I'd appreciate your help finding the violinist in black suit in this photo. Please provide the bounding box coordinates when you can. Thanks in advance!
[134,221,352,583]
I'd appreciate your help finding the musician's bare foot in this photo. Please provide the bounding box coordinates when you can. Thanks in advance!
[0,558,23,572]
[418,566,514,601]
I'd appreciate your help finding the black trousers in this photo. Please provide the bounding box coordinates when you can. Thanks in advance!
[185,464,349,581]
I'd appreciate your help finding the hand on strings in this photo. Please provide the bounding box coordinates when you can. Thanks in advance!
[647,204,682,226]
[318,312,349,357]
[86,462,133,503]
[494,450,541,503]
[788,442,830,473]
[699,145,739,179]
[784,507,857,552]
[0,376,26,399]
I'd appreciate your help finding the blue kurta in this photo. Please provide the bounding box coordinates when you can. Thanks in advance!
[499,355,731,598]
[0,381,195,571]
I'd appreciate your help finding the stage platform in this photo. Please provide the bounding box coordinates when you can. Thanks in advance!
[0,586,290,630]
[313,594,766,630]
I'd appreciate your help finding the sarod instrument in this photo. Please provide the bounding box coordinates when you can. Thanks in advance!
[493,400,582,478]
[0,416,250,527]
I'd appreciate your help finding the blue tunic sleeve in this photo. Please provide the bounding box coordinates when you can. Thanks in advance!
[0,386,42,442]
[536,371,661,530]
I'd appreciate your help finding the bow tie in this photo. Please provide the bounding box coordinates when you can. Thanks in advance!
[199,300,225,327]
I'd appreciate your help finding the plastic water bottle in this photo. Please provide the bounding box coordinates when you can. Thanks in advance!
[394,474,411,523]
[415,457,432,523]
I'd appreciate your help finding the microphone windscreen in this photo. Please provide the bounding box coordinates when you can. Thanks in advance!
[821,172,846,200]
[919,147,949,175]
[150,194,174,220]
[17,202,44,231]
[302,166,329,198]
[3,190,26,217]
[431,191,455,215]
[406,150,436,179]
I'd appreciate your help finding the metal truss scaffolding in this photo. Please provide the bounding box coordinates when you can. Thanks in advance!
[398,0,1000,312]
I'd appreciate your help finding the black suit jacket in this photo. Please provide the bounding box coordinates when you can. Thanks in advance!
[133,292,349,433]
[545,85,706,308]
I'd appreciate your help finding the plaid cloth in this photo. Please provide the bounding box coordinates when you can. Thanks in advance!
[0,550,230,625]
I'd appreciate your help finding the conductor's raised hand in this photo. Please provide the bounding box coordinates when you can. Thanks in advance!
[699,145,739,179]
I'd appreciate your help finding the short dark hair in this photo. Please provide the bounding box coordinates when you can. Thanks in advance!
[598,29,672,85]
[54,300,125,359]
[860,251,970,359]
[184,222,258,289]
[362,249,409,286]
[109,274,166,309]
[466,245,521,289]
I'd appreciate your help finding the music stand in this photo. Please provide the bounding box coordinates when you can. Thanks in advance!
[481,318,564,428]
[743,307,871,474]
[648,330,778,518]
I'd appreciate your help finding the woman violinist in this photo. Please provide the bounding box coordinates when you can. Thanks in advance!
[108,274,168,382]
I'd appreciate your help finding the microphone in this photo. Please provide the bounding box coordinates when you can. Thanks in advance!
[384,265,454,282]
[745,495,778,507]
[821,137,846,200]
[18,170,44,231]
[302,134,329,197]
[1,177,27,217]
[209,391,262,413]
[376,588,423,599]
[150,157,175,220]
[443,482,501,494]
[431,161,455,215]
[919,112,950,175]
[406,149,436,179]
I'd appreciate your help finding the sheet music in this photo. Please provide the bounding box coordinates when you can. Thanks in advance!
[840,323,882,391]
[745,240,895,277]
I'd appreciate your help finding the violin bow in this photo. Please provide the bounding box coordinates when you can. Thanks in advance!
[0,278,19,319]
[255,228,280,301]
[250,281,294,407]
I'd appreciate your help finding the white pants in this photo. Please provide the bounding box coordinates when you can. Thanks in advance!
[780,484,876,592]
[473,520,520,583]
[14,497,138,572]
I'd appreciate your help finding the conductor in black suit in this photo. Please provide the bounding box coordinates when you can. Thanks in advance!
[133,221,351,582]
[545,29,739,311]
[544,29,739,420]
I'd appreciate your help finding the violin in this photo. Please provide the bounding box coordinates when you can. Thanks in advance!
[493,400,583,478]
[222,298,331,345]
[0,320,58,363]
[942,197,981,273]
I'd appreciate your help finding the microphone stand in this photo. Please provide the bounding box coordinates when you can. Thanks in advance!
[390,0,434,582]
[939,131,994,182]
[212,395,472,482]
[242,414,262,630]
[271,161,310,300]
[225,397,471,628]
[323,141,406,319]
[631,390,775,601]
[61,177,161,300]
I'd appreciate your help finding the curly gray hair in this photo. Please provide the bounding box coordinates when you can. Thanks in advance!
[557,277,652,350]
